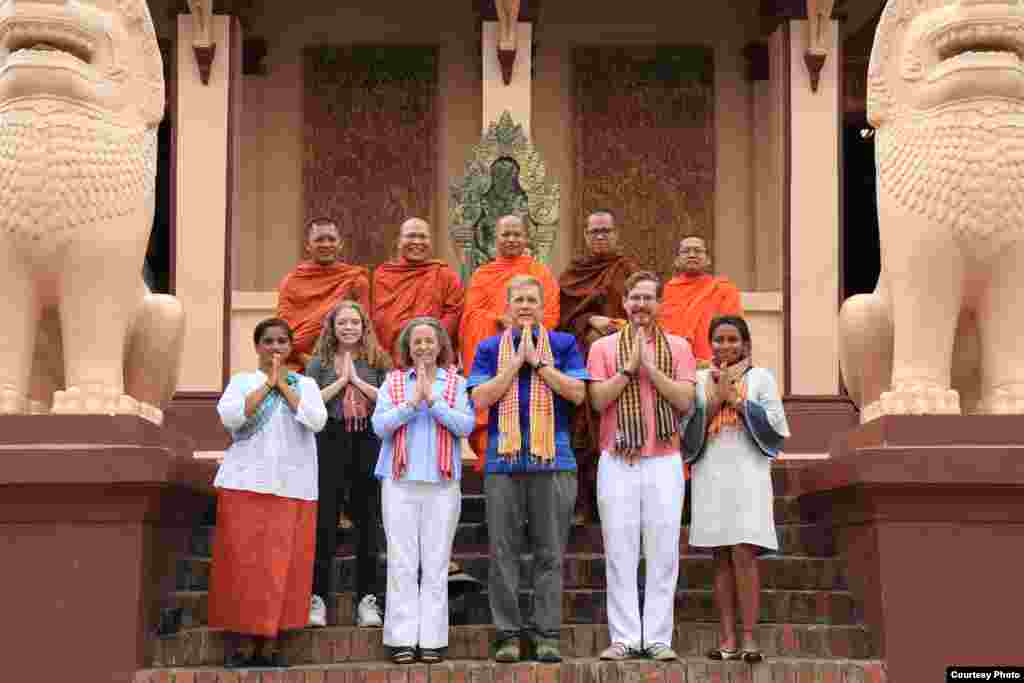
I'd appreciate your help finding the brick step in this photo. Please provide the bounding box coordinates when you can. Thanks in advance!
[170,588,859,630]
[317,494,804,527]
[177,554,847,592]
[149,623,878,668]
[189,523,832,559]
[136,657,888,683]
[456,464,807,497]
[193,494,805,539]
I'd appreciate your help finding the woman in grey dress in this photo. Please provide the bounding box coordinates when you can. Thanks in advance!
[682,315,789,663]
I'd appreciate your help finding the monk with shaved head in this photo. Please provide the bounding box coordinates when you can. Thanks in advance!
[372,218,464,362]
[277,217,371,371]
[460,215,560,461]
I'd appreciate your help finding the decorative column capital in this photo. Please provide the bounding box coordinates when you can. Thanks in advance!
[187,0,216,85]
[804,0,836,93]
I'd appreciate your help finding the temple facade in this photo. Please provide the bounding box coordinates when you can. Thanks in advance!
[150,0,884,455]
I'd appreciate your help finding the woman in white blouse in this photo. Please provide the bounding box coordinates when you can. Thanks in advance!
[208,318,328,668]
[372,317,475,664]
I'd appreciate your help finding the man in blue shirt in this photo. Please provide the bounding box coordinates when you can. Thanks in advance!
[468,275,589,663]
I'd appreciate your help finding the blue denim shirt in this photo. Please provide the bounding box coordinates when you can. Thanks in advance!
[372,367,476,482]
[467,330,590,474]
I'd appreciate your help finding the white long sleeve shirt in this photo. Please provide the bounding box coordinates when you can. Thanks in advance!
[214,371,328,501]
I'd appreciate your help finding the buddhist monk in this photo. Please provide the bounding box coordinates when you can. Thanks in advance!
[277,217,371,371]
[558,209,638,523]
[372,218,464,362]
[461,214,560,460]
[659,236,743,367]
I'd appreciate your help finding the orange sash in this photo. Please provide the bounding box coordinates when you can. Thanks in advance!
[459,255,560,466]
[372,259,464,361]
[658,273,742,361]
[277,261,370,369]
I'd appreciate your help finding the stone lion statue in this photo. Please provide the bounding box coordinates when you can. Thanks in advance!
[0,0,183,424]
[839,0,1024,422]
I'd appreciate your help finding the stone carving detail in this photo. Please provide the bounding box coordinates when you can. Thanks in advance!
[0,0,184,423]
[840,0,1024,421]
[449,111,559,281]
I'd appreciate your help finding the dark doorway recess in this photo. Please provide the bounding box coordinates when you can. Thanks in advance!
[843,116,880,300]
[145,116,173,294]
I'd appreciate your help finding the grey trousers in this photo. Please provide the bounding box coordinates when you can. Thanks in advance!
[485,471,577,638]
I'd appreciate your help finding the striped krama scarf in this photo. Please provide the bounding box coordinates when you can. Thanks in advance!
[614,324,676,457]
[341,383,369,431]
[388,367,460,480]
[705,357,752,439]
[497,326,556,465]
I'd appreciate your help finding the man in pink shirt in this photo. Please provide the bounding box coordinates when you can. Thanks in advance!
[587,271,697,662]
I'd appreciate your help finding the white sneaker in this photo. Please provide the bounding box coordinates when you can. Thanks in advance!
[645,642,678,661]
[356,594,383,627]
[308,594,327,628]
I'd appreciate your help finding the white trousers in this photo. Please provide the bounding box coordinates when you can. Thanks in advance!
[381,478,461,648]
[597,452,685,649]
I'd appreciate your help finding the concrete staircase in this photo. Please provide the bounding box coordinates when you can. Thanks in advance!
[137,461,887,682]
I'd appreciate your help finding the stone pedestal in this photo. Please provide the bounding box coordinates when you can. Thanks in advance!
[0,417,215,683]
[798,416,1024,682]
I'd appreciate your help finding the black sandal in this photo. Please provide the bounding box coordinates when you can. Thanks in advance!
[392,647,416,664]
[706,647,742,660]
[741,648,763,663]
[419,648,444,663]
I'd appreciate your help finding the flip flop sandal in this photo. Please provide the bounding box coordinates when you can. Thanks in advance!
[419,648,444,663]
[392,647,416,664]
[741,649,764,663]
[706,647,742,660]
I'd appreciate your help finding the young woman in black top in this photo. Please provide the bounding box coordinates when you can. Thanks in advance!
[306,300,392,627]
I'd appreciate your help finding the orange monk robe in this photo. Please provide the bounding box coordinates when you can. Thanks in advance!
[460,255,560,463]
[372,258,465,362]
[658,272,743,363]
[277,261,371,371]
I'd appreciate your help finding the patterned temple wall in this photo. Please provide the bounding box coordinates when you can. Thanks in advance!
[152,0,768,292]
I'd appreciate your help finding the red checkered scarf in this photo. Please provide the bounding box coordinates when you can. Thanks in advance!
[497,326,556,465]
[388,366,460,480]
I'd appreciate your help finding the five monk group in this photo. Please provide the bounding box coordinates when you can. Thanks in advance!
[209,210,784,669]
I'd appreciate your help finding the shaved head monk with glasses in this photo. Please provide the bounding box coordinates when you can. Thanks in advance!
[557,209,637,523]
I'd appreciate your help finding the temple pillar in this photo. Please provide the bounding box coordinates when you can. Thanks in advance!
[785,18,841,396]
[174,14,242,392]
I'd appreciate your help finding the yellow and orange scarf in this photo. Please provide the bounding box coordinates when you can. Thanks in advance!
[496,326,556,465]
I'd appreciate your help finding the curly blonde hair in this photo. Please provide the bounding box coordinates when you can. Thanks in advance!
[313,301,393,370]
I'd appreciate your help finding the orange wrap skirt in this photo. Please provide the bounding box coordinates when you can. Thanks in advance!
[208,488,317,637]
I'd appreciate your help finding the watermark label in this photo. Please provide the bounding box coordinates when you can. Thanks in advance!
[947,668,1024,682]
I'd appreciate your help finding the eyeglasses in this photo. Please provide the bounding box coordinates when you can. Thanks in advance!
[586,228,616,237]
[679,247,706,255]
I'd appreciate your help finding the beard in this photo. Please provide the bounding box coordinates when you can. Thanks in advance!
[0,102,157,249]
[875,101,1024,256]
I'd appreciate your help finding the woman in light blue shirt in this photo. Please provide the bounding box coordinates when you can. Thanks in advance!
[372,316,475,665]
